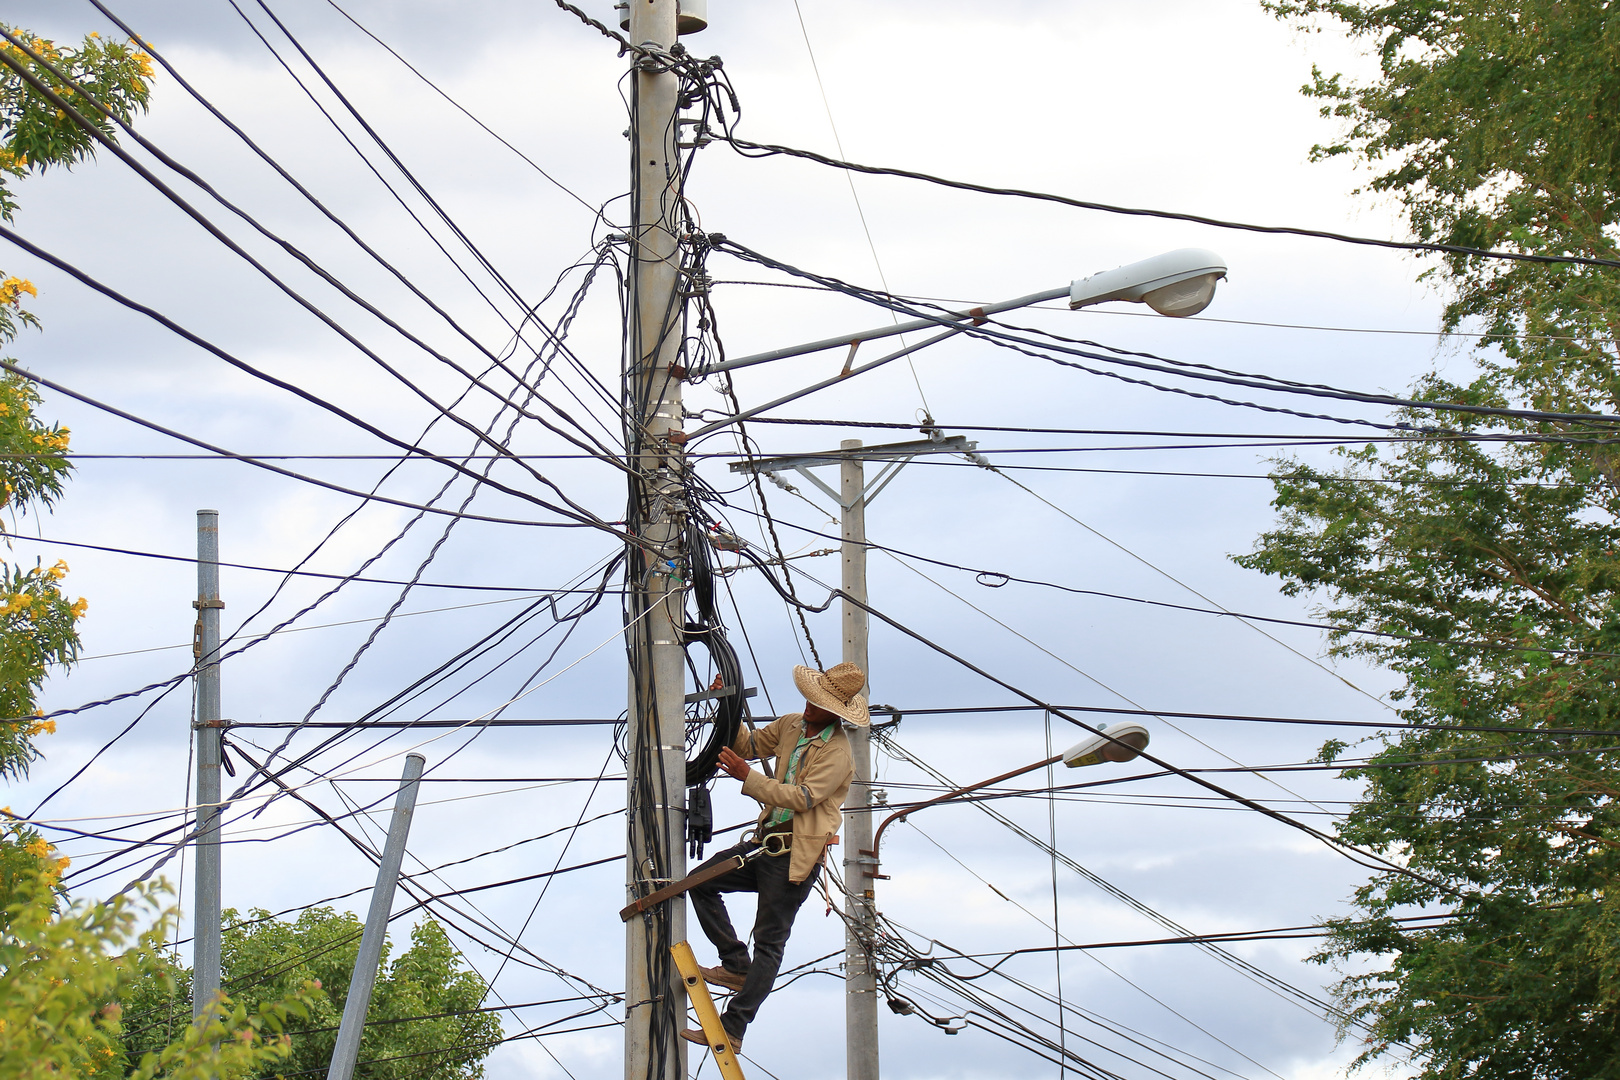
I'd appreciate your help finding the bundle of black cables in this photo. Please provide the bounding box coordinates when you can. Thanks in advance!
[681,621,746,785]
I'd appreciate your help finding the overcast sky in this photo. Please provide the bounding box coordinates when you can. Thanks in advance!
[0,2,1468,1078]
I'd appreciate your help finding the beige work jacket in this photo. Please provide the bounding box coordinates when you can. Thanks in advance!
[734,712,855,884]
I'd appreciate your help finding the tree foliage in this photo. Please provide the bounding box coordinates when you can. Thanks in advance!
[0,25,303,1080]
[1246,2,1620,1077]
[121,907,502,1080]
[1267,0,1620,414]
[0,817,315,1079]
[0,26,152,221]
[0,281,79,780]
[0,23,150,777]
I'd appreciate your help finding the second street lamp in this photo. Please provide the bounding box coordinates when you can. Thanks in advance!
[864,721,1152,876]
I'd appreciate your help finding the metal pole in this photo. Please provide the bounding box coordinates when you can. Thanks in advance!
[624,3,687,1079]
[840,441,880,1080]
[326,753,426,1080]
[192,509,222,1020]
[700,286,1070,374]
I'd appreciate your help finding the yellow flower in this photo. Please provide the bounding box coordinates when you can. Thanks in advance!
[0,276,36,306]
[71,598,87,618]
[23,837,48,857]
[46,560,68,581]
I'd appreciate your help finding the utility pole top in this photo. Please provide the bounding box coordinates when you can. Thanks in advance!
[729,435,977,513]
[727,435,976,476]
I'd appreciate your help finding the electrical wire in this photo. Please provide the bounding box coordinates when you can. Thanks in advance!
[722,135,1620,270]
[85,0,622,462]
[0,33,630,487]
[0,358,607,533]
[717,503,1620,660]
[713,237,1620,433]
[315,0,611,223]
[0,531,618,594]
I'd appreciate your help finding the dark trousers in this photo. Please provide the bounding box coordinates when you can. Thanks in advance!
[689,839,821,1040]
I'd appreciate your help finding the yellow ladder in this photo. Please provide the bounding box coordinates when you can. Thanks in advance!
[671,940,746,1080]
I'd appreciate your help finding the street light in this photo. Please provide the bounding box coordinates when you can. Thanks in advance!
[684,247,1228,440]
[1067,248,1227,317]
[1060,720,1150,767]
[863,721,1151,871]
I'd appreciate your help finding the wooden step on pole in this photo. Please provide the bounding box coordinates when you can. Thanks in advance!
[670,941,746,1080]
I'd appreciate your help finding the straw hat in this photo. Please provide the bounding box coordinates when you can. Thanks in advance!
[792,661,869,727]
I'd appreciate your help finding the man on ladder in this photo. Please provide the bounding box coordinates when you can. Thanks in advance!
[681,661,867,1053]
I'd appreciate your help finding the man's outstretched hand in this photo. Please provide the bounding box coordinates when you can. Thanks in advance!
[717,746,750,782]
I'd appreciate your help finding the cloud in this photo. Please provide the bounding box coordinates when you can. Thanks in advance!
[0,2,1457,1078]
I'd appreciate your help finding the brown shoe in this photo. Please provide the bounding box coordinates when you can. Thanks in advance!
[681,1026,742,1054]
[700,964,748,992]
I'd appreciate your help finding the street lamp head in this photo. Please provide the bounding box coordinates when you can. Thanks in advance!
[1061,722,1150,768]
[1069,248,1227,317]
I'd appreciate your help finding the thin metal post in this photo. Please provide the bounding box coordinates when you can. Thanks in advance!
[192,509,222,1019]
[624,2,687,1078]
[840,441,880,1080]
[699,286,1070,374]
[326,753,426,1080]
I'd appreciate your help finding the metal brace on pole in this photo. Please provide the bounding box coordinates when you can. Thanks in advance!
[326,752,426,1080]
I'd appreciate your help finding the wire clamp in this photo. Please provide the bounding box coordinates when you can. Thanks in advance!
[192,598,225,610]
[634,48,672,73]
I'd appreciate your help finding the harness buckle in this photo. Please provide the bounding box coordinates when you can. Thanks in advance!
[761,832,792,857]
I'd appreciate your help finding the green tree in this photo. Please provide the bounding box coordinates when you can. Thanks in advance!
[0,23,152,777]
[0,816,315,1079]
[121,907,502,1080]
[1263,0,1620,411]
[1242,2,1620,1077]
[0,25,318,1080]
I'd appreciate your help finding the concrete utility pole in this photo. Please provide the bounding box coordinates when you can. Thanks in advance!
[192,509,223,1020]
[839,441,880,1080]
[327,753,426,1080]
[623,2,688,1078]
[728,434,974,1080]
